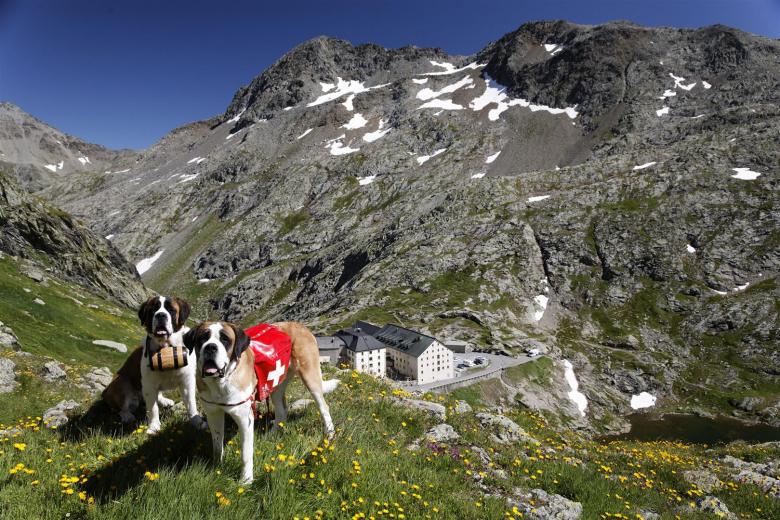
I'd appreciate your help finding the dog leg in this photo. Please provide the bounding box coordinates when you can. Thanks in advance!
[229,404,254,485]
[298,366,335,438]
[181,379,207,430]
[143,386,162,434]
[204,406,225,462]
[270,373,291,432]
[157,394,175,408]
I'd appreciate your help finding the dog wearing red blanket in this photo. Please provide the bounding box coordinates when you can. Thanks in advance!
[183,321,339,484]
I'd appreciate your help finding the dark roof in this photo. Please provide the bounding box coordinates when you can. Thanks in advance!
[354,320,381,335]
[317,336,346,350]
[372,324,436,358]
[336,327,386,353]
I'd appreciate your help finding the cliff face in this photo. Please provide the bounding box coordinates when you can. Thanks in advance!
[1,20,778,429]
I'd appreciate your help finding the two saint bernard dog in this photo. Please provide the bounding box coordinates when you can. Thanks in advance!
[102,295,338,484]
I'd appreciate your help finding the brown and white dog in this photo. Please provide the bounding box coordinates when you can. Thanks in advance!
[183,321,339,484]
[135,296,205,433]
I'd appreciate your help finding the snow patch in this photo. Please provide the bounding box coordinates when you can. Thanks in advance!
[357,175,377,186]
[319,82,335,93]
[533,294,549,321]
[178,173,199,183]
[734,282,749,292]
[527,195,551,203]
[418,98,464,111]
[485,151,501,164]
[342,113,368,130]
[731,168,761,180]
[563,360,588,416]
[702,80,712,89]
[197,278,212,283]
[136,250,164,275]
[543,43,564,55]
[656,106,670,117]
[659,89,676,99]
[412,78,428,85]
[77,156,91,165]
[416,148,447,165]
[469,74,578,121]
[325,136,360,156]
[187,156,206,164]
[470,172,486,179]
[226,109,245,124]
[297,128,313,140]
[44,160,64,172]
[686,244,696,254]
[416,75,473,101]
[630,392,657,410]
[420,61,482,77]
[362,120,391,143]
[105,234,114,240]
[429,60,455,72]
[307,77,388,108]
[632,161,657,170]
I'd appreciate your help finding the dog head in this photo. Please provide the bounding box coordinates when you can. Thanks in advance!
[138,296,191,340]
[183,321,250,379]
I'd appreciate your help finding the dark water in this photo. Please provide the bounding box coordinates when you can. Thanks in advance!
[607,414,780,444]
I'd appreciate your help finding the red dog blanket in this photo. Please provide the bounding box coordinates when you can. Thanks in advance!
[245,323,292,402]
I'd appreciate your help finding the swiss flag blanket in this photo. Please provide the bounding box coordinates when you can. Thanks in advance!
[245,323,292,402]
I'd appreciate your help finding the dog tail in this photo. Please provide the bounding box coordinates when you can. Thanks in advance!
[322,379,340,394]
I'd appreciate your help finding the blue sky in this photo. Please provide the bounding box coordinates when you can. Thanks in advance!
[1,0,778,150]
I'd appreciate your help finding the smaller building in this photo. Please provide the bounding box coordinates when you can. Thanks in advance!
[316,336,345,364]
[335,326,386,378]
[443,339,472,353]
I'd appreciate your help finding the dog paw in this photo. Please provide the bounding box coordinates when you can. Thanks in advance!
[147,422,161,434]
[190,415,208,431]
[119,411,136,424]
[238,475,254,486]
[157,396,175,408]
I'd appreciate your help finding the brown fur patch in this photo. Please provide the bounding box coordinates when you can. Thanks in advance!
[102,347,143,411]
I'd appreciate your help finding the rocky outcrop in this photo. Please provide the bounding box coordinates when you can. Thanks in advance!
[0,358,17,393]
[42,399,80,428]
[76,367,113,394]
[0,171,145,306]
[41,361,67,382]
[0,322,21,351]
[475,412,539,445]
[507,488,582,519]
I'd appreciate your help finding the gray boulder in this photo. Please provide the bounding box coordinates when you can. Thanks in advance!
[76,366,112,394]
[393,397,446,421]
[693,496,735,519]
[0,322,21,351]
[683,469,722,493]
[476,412,539,445]
[454,400,472,413]
[0,358,17,393]
[423,423,460,443]
[508,488,582,520]
[41,361,67,381]
[43,399,80,428]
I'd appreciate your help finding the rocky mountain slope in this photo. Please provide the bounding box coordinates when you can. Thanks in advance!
[1,20,778,431]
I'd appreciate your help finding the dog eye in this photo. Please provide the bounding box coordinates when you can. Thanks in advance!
[219,333,230,344]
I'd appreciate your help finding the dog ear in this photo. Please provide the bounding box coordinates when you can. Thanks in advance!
[232,324,250,361]
[137,297,156,326]
[174,297,191,329]
[182,327,199,353]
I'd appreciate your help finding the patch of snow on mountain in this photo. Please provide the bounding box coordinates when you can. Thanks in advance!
[136,250,164,275]
[343,113,368,129]
[325,137,360,156]
[469,75,578,121]
[226,109,245,124]
[362,120,391,143]
[656,106,670,117]
[44,163,58,172]
[77,156,90,165]
[307,77,387,108]
[527,195,551,202]
[563,360,587,416]
[429,60,455,72]
[105,234,114,240]
[485,151,501,164]
[702,80,712,89]
[734,282,750,292]
[630,392,656,409]
[533,294,549,321]
[197,278,211,283]
[416,148,447,165]
[632,161,657,170]
[471,172,486,179]
[416,76,473,101]
[297,128,313,140]
[412,78,428,84]
[357,175,377,186]
[178,173,199,183]
[659,89,676,99]
[669,73,695,91]
[686,244,696,253]
[420,61,482,76]
[342,94,355,111]
[731,168,761,180]
[418,99,464,111]
[320,82,335,92]
[543,43,563,55]
[187,157,206,164]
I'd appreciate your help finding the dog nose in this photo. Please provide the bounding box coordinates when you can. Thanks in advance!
[203,344,217,355]
[154,312,167,322]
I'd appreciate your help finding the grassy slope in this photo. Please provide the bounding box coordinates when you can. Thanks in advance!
[0,255,140,422]
[2,367,779,519]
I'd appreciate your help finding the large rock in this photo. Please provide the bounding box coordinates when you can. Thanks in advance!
[508,488,582,520]
[393,397,446,421]
[475,412,539,445]
[0,322,21,351]
[692,496,735,519]
[42,400,80,428]
[41,361,67,381]
[0,358,17,393]
[683,469,722,493]
[454,400,472,414]
[423,423,460,443]
[76,366,113,394]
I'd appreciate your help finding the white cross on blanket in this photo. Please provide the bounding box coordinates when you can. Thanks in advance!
[268,359,286,388]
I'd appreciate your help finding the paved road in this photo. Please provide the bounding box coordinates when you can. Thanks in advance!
[400,352,537,392]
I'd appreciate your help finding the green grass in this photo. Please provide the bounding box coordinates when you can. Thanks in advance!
[277,210,311,236]
[0,255,139,422]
